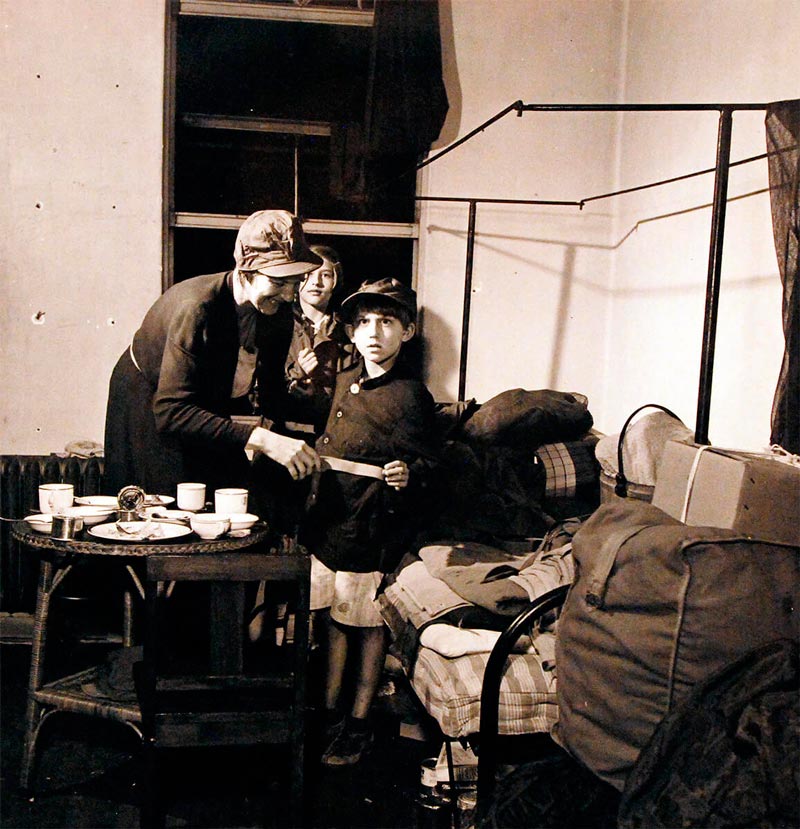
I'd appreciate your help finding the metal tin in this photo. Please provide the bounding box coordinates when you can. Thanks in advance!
[51,514,84,540]
[117,485,146,511]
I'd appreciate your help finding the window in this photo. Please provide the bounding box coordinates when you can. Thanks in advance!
[166,1,418,293]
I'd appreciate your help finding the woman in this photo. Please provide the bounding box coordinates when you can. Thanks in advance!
[103,210,322,502]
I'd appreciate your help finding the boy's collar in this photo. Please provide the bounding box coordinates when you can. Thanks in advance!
[355,357,413,389]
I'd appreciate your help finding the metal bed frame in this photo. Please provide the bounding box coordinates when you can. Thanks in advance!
[415,99,800,444]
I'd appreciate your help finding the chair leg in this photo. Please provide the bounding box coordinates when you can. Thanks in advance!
[139,739,165,829]
[288,719,305,827]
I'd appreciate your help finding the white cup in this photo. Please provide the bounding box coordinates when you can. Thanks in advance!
[38,483,74,514]
[214,488,248,514]
[190,513,231,540]
[177,482,206,512]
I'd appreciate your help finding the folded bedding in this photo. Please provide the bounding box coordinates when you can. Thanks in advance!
[376,528,576,673]
[418,540,574,615]
[410,643,558,739]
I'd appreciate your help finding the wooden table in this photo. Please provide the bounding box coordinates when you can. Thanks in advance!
[11,520,273,790]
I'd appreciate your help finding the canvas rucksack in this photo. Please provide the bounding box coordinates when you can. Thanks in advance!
[553,499,799,791]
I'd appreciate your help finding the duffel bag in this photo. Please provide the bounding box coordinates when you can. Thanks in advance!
[552,499,799,791]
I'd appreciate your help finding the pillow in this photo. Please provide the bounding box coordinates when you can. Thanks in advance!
[461,389,593,448]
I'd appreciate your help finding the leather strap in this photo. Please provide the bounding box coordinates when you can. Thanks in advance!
[320,455,385,481]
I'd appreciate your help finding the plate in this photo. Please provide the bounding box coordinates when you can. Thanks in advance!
[88,522,192,543]
[25,514,53,533]
[148,509,193,522]
[144,494,175,506]
[75,495,118,507]
[226,513,259,532]
[63,505,116,526]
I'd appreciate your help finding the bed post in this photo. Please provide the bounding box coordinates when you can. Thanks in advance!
[459,200,478,401]
[695,107,734,445]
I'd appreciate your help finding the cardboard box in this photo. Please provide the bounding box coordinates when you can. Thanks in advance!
[652,441,800,546]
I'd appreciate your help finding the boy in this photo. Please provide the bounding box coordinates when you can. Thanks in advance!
[302,278,439,766]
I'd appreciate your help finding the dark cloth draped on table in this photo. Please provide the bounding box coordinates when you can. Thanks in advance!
[330,0,449,208]
[767,100,800,454]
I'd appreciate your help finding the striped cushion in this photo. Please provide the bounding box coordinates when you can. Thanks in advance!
[410,634,558,739]
[538,439,599,498]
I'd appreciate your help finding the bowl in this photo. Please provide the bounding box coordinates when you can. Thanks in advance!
[74,495,119,508]
[25,513,53,534]
[226,513,259,532]
[63,505,116,526]
[190,513,231,540]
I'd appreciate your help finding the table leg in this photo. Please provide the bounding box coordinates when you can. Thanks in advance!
[20,559,57,790]
[209,583,245,674]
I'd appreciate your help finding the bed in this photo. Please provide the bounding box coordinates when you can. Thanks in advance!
[375,387,599,782]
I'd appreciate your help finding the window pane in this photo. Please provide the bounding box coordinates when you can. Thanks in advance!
[175,127,296,215]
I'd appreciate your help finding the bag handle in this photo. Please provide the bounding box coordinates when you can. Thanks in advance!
[615,404,684,498]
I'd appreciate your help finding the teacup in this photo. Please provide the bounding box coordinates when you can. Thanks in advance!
[190,513,231,540]
[214,488,248,514]
[39,483,74,514]
[177,482,206,512]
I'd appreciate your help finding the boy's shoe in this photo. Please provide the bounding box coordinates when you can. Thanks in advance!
[321,725,374,767]
[321,711,346,746]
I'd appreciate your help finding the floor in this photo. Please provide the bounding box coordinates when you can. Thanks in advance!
[0,621,441,829]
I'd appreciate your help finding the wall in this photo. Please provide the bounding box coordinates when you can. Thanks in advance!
[1,1,795,455]
[417,0,796,450]
[607,0,799,449]
[418,0,625,420]
[0,0,165,455]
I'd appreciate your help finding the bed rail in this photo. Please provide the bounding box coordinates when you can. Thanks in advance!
[476,583,571,820]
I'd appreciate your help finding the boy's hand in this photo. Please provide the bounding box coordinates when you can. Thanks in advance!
[383,460,409,490]
[297,347,319,377]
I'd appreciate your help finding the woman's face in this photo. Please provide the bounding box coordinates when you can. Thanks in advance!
[298,258,336,313]
[244,273,300,315]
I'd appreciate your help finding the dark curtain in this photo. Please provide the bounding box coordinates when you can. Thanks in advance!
[767,101,800,454]
[330,0,449,207]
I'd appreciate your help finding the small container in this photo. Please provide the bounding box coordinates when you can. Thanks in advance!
[414,758,451,829]
[51,514,84,540]
[116,509,143,522]
[456,788,478,829]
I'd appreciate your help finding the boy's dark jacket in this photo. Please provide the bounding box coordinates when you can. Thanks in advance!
[301,359,440,573]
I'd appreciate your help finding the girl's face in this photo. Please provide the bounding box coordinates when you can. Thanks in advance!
[299,258,336,312]
[347,311,415,370]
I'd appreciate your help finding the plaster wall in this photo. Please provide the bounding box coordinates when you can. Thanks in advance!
[606,0,799,448]
[1,1,795,456]
[417,0,625,416]
[0,0,165,454]
[417,0,796,450]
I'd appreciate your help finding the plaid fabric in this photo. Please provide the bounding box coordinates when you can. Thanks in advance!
[538,439,599,498]
[410,635,558,739]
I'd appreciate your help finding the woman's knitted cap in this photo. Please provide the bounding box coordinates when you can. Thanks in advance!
[234,210,322,278]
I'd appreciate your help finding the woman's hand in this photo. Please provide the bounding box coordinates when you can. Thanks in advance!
[383,459,409,491]
[297,347,319,377]
[247,427,321,480]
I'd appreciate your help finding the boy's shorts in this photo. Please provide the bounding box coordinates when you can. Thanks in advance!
[310,555,384,628]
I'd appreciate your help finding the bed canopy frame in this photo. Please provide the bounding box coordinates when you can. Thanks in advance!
[415,100,797,445]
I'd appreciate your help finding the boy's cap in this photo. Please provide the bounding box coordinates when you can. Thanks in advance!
[234,210,322,278]
[340,278,417,320]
